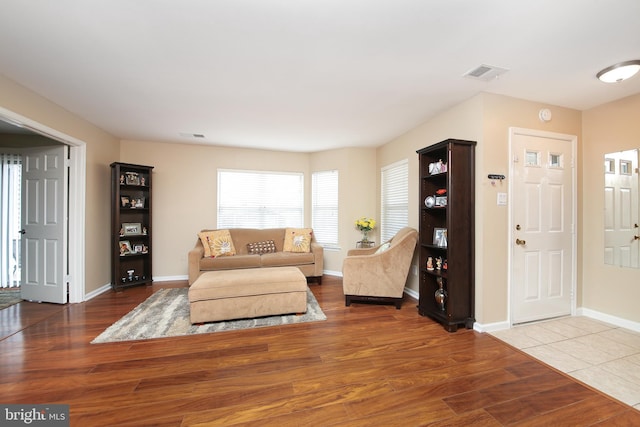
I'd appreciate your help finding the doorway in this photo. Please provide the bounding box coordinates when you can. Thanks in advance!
[509,127,577,325]
[0,108,86,303]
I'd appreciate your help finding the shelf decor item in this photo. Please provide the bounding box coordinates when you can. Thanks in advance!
[111,162,154,291]
[355,217,376,243]
[417,139,476,332]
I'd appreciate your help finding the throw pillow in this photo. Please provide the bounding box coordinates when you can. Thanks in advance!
[198,230,236,258]
[247,240,277,255]
[375,242,391,254]
[283,228,313,253]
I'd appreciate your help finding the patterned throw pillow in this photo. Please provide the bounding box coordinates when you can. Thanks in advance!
[247,240,277,255]
[283,228,313,253]
[198,230,236,258]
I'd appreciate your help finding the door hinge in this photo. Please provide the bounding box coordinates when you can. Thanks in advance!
[64,274,71,284]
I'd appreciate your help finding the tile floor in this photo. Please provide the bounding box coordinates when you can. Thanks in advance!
[490,316,640,410]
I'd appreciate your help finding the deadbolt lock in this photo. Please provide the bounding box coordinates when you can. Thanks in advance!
[516,224,521,230]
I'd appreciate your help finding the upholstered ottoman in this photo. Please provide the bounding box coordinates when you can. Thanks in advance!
[188,267,308,324]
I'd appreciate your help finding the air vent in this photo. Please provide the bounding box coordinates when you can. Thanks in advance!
[179,132,206,139]
[463,64,509,82]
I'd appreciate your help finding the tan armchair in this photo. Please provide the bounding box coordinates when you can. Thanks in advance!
[342,227,418,309]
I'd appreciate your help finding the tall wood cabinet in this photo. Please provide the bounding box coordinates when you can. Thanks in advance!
[111,162,154,291]
[417,139,475,332]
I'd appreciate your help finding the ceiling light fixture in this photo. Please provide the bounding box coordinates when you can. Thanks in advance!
[596,60,640,83]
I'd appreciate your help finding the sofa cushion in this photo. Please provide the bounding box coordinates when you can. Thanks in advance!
[247,240,277,255]
[199,254,260,271]
[283,228,313,253]
[261,251,315,267]
[229,229,286,255]
[198,230,236,258]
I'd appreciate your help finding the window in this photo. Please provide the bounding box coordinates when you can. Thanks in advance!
[217,169,304,229]
[381,159,408,242]
[312,170,338,248]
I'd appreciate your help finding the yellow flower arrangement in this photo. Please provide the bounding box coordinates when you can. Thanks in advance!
[355,217,376,232]
[355,217,376,242]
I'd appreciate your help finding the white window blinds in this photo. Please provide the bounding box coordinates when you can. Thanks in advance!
[217,169,304,229]
[381,159,408,242]
[312,170,339,247]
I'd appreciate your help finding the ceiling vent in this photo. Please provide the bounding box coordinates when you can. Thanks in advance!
[463,64,509,82]
[179,132,206,139]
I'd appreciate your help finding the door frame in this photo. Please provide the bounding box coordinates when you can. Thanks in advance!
[0,107,86,303]
[508,127,577,325]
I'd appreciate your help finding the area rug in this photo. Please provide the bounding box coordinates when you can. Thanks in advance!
[0,289,21,310]
[92,287,326,343]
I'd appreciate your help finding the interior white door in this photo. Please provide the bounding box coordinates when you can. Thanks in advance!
[604,149,639,267]
[510,128,576,324]
[20,145,68,304]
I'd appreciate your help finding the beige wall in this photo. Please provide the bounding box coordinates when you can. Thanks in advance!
[582,93,640,323]
[377,92,582,325]
[0,74,119,295]
[120,141,377,276]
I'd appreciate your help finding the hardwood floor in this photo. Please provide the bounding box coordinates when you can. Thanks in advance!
[1,276,639,426]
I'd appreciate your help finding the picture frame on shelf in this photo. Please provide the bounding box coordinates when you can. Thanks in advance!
[433,228,447,247]
[125,172,141,185]
[133,244,144,254]
[120,196,130,208]
[435,196,447,207]
[119,240,133,256]
[122,222,142,236]
[131,197,145,208]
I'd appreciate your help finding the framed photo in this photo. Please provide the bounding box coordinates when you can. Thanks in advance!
[119,240,133,256]
[133,244,144,254]
[435,196,447,207]
[122,222,142,236]
[131,197,145,208]
[125,172,141,185]
[433,228,448,247]
[120,196,130,208]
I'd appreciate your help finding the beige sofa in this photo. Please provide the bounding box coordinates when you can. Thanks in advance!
[188,228,324,285]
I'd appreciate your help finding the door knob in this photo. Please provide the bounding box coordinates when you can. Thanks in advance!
[515,238,526,245]
[634,235,640,240]
[19,229,26,235]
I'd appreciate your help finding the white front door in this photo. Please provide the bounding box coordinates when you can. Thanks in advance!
[510,128,576,324]
[604,149,639,268]
[20,145,68,304]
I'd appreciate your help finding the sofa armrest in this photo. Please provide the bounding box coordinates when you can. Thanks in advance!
[310,241,324,277]
[188,240,205,285]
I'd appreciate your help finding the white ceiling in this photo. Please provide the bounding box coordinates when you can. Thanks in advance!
[0,1,639,152]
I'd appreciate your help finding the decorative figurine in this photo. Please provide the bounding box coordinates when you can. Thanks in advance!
[436,257,442,270]
[426,256,434,271]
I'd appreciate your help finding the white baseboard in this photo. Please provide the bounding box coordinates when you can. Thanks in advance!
[577,307,640,333]
[474,321,511,333]
[324,269,342,277]
[153,275,189,282]
[83,283,111,301]
[404,287,418,301]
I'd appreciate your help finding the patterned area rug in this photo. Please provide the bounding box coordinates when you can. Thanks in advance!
[92,287,326,343]
[0,289,21,310]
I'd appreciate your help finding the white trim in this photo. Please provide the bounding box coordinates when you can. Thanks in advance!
[473,320,512,333]
[507,127,577,326]
[578,307,640,333]
[153,275,189,282]
[84,283,111,301]
[0,107,87,303]
[403,286,418,300]
[323,269,342,277]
